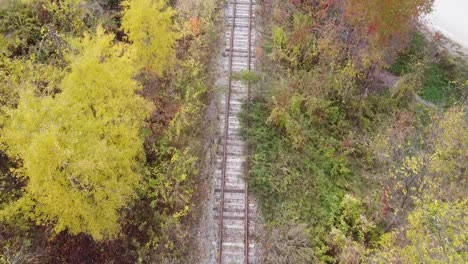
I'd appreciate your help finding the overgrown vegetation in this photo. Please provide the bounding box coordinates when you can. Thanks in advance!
[0,0,466,262]
[0,0,220,262]
[390,32,467,107]
[244,0,467,263]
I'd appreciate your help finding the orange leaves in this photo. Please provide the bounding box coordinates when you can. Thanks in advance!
[188,17,202,37]
[344,0,433,45]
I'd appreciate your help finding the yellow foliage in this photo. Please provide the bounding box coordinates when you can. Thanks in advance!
[0,27,153,240]
[403,199,468,263]
[122,0,179,75]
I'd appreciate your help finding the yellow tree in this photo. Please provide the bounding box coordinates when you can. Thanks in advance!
[0,27,153,240]
[371,199,467,263]
[370,106,467,262]
[403,199,467,263]
[122,0,179,75]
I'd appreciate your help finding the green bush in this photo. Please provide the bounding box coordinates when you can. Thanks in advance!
[0,1,42,56]
[389,32,427,76]
[272,26,288,49]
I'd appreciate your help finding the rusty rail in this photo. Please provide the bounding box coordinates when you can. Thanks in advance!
[244,0,253,263]
[218,0,237,262]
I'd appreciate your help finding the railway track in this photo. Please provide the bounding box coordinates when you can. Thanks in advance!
[213,0,257,263]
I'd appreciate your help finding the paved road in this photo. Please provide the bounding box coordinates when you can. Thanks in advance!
[425,0,468,48]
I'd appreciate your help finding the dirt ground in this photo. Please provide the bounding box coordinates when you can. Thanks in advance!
[186,3,226,263]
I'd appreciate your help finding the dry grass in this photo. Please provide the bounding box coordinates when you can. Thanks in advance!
[260,224,316,264]
[176,0,217,18]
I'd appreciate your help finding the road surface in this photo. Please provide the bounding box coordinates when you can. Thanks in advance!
[425,0,468,48]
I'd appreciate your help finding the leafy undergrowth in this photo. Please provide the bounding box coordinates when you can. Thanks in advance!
[241,92,395,262]
[389,33,427,76]
[241,101,350,261]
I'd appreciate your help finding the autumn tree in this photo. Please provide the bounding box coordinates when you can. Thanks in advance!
[122,0,178,74]
[344,0,433,45]
[371,199,467,263]
[373,106,467,220]
[404,199,467,263]
[0,27,153,240]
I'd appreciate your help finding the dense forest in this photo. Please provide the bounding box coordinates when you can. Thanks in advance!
[0,0,220,262]
[0,0,466,263]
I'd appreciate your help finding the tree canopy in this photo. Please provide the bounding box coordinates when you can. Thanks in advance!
[122,0,178,74]
[0,27,152,240]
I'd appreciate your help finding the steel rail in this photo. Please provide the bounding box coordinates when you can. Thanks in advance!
[218,0,237,263]
[244,0,253,263]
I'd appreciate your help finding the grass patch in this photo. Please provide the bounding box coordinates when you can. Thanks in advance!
[390,31,466,107]
[420,63,458,106]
